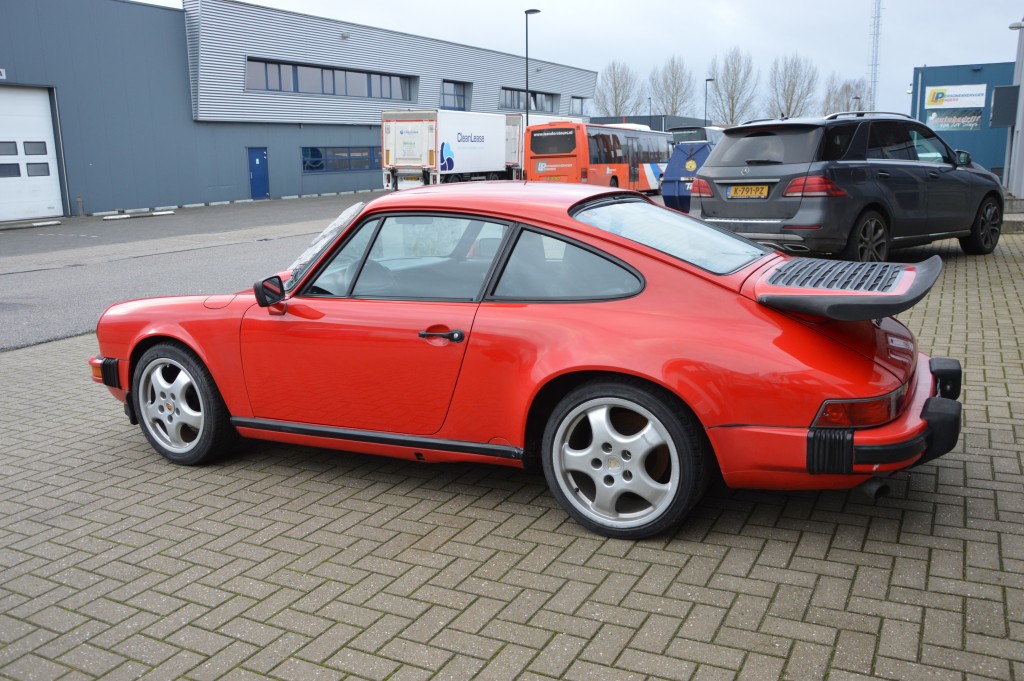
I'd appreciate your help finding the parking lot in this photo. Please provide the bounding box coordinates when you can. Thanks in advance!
[1,229,1022,679]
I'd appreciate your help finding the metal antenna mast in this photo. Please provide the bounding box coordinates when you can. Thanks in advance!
[868,0,882,110]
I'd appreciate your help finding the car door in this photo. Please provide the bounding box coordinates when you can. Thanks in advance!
[866,121,929,240]
[239,214,509,435]
[905,122,971,235]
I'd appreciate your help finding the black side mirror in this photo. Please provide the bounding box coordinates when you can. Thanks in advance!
[254,275,286,307]
[955,150,972,167]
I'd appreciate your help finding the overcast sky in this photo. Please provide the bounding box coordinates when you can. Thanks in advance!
[145,0,1023,116]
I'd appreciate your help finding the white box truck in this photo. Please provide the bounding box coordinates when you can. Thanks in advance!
[382,110,524,190]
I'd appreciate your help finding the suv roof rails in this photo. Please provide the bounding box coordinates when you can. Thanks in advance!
[739,117,787,125]
[824,111,913,120]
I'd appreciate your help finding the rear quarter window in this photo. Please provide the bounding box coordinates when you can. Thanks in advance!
[711,127,821,167]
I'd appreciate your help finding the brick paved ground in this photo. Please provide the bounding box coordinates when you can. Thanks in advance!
[1,236,1022,680]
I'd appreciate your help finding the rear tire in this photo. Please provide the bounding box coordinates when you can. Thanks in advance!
[959,196,1001,255]
[842,210,890,262]
[132,343,236,465]
[541,379,712,539]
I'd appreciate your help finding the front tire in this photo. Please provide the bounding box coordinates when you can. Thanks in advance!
[842,210,890,262]
[132,343,236,465]
[959,196,1001,255]
[541,379,711,538]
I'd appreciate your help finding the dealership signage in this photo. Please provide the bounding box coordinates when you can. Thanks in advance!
[0,68,6,80]
[924,84,986,131]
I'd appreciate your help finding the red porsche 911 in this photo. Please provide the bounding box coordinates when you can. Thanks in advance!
[90,182,962,538]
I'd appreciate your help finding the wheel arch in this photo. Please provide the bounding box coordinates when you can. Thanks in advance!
[522,369,717,471]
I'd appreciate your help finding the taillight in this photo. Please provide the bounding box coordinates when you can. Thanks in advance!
[691,178,713,198]
[813,383,909,429]
[783,175,847,197]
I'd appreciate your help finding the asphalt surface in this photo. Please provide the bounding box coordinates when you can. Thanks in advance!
[1,194,1022,679]
[0,193,385,351]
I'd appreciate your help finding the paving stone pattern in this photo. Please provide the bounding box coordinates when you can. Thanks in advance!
[1,237,1022,680]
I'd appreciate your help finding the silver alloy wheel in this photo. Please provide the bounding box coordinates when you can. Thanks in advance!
[978,200,1001,251]
[854,216,888,262]
[138,357,205,454]
[551,397,679,530]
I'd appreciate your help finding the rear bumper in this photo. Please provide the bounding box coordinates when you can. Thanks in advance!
[710,355,963,489]
[692,199,856,254]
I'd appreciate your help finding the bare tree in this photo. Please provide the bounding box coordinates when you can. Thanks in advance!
[768,54,818,118]
[708,48,759,125]
[648,55,696,117]
[593,61,647,117]
[821,74,868,115]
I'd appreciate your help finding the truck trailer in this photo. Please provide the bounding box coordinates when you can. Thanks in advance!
[382,110,522,190]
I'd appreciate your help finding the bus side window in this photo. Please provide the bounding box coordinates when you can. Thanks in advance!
[588,136,601,164]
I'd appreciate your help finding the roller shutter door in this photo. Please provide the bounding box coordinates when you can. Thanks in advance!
[0,86,62,221]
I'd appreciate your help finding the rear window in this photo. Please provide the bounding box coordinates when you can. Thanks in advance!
[711,126,821,167]
[530,128,576,155]
[820,123,858,161]
[573,198,768,275]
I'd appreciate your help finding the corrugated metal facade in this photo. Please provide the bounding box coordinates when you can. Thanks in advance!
[0,0,596,215]
[185,0,596,125]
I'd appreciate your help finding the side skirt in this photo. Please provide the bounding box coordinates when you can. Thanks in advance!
[230,417,523,461]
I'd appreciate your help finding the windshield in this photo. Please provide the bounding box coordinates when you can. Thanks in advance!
[285,202,365,291]
[573,199,768,274]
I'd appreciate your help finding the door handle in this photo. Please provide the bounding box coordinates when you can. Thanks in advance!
[418,329,465,343]
[928,171,940,179]
[877,171,890,179]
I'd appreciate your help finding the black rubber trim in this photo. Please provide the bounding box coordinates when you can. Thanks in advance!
[807,428,854,474]
[123,395,138,426]
[930,358,962,401]
[758,254,943,321]
[231,417,523,460]
[100,357,120,389]
[855,434,927,465]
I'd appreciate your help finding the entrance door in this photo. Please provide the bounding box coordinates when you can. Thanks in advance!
[247,147,269,200]
[627,138,640,190]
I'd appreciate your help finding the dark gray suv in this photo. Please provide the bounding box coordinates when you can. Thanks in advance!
[689,112,1004,261]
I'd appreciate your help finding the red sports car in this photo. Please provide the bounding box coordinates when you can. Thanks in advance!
[90,183,962,538]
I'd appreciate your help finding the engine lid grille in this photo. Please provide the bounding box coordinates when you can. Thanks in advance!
[768,258,901,293]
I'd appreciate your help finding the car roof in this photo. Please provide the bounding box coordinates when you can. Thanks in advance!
[727,111,913,131]
[363,181,642,222]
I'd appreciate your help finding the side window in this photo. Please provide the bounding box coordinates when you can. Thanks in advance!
[493,230,641,300]
[306,220,377,296]
[819,124,858,161]
[907,125,951,164]
[351,215,508,300]
[867,122,913,161]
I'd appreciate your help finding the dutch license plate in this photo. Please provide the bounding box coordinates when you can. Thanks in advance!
[727,184,769,199]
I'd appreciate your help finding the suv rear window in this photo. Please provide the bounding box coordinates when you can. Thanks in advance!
[712,126,821,167]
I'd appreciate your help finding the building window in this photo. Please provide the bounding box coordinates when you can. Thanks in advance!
[0,164,20,178]
[24,142,48,155]
[246,59,411,101]
[26,163,50,177]
[441,81,467,110]
[570,97,584,116]
[302,147,382,173]
[0,142,17,155]
[500,87,555,113]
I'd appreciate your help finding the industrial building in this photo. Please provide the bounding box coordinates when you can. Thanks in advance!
[0,0,597,221]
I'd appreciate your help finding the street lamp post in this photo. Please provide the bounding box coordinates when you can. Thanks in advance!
[852,95,861,111]
[704,78,714,125]
[648,97,652,129]
[525,9,540,128]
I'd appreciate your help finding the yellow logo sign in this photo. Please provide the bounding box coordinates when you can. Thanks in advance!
[685,159,697,172]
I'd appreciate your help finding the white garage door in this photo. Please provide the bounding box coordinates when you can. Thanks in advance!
[0,86,62,221]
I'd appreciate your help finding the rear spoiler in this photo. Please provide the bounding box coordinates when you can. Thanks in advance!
[754,255,942,321]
